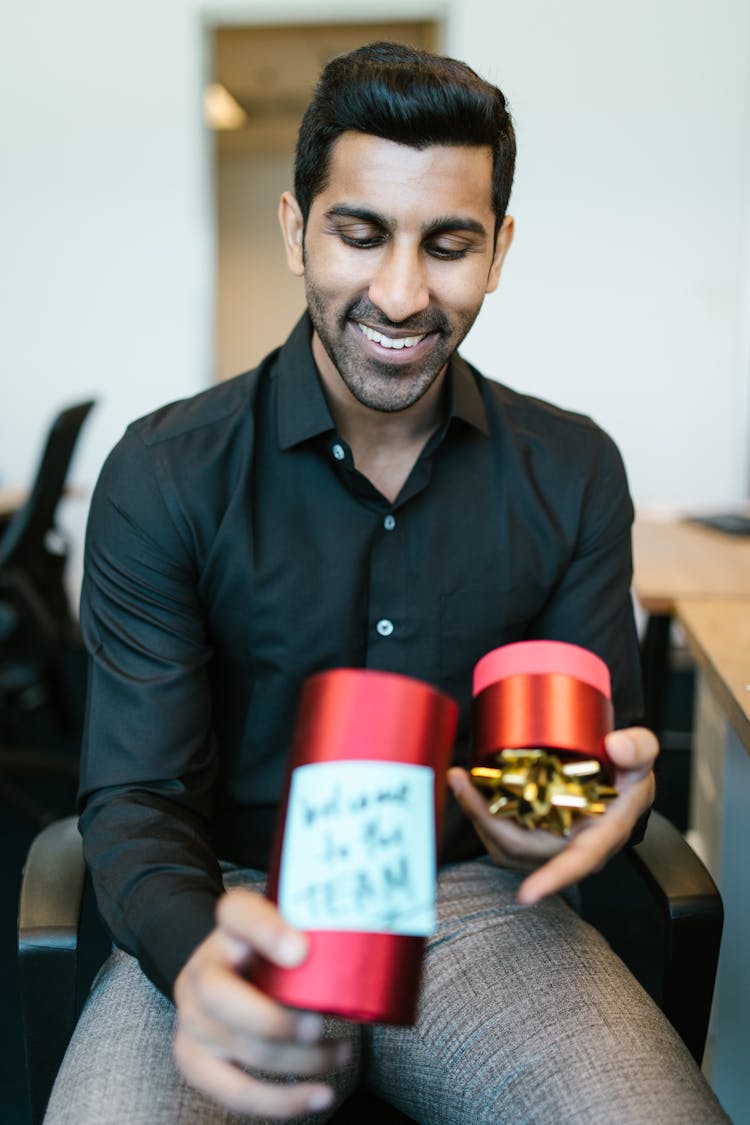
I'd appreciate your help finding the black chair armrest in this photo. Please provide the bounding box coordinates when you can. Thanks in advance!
[18,816,89,1124]
[629,810,723,1063]
[580,809,723,1066]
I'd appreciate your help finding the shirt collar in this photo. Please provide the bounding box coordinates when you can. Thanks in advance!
[276,313,335,450]
[448,352,490,436]
[276,311,490,449]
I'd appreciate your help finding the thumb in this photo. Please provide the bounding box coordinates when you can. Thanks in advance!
[605,727,659,772]
[217,888,309,969]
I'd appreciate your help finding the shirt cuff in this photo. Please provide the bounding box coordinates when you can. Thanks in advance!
[133,885,220,999]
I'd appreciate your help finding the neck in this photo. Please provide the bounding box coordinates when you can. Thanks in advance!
[312,334,448,503]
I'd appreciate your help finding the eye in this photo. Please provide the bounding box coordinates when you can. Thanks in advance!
[330,221,386,250]
[340,233,386,250]
[427,243,470,261]
[425,232,479,260]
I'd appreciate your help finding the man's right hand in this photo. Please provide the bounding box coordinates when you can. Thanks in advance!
[173,889,351,1118]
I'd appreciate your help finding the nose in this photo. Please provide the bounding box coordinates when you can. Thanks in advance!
[368,243,430,323]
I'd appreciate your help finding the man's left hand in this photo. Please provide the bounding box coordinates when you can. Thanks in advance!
[446,726,658,904]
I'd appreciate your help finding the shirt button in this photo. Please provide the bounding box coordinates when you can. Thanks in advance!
[332,443,345,461]
[383,514,396,531]
[376,618,394,637]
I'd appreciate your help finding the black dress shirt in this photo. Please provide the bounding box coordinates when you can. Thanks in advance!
[79,313,643,996]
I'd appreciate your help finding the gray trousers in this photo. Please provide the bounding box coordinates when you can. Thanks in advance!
[45,857,728,1124]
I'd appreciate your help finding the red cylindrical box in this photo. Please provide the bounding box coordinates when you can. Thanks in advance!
[472,640,614,776]
[252,668,458,1025]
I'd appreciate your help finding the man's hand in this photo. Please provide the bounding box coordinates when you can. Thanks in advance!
[173,889,351,1118]
[447,726,658,905]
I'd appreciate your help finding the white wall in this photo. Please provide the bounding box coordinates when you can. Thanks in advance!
[216,153,305,378]
[2,0,749,603]
[450,0,750,507]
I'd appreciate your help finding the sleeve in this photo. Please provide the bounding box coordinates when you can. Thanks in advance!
[528,431,649,845]
[78,426,224,998]
[527,429,644,730]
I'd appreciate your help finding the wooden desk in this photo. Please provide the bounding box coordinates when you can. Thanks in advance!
[0,485,26,520]
[633,516,750,613]
[678,599,750,749]
[673,598,750,1119]
[632,516,750,731]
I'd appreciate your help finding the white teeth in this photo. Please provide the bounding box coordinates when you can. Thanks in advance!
[357,323,426,350]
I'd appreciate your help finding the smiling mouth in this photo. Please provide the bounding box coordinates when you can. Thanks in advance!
[355,322,429,350]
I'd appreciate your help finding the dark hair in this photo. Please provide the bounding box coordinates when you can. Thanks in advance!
[294,41,516,235]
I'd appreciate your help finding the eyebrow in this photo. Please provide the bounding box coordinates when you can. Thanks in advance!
[324,205,489,239]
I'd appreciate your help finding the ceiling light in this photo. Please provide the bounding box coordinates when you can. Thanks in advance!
[204,83,247,130]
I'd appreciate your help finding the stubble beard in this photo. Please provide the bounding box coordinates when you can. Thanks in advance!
[305,283,477,414]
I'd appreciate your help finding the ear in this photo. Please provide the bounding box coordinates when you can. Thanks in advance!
[485,215,515,294]
[278,192,305,277]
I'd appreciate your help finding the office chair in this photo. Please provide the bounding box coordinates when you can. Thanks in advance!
[0,400,95,612]
[18,811,723,1125]
[0,400,95,823]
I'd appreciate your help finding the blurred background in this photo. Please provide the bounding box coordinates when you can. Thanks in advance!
[2,0,749,605]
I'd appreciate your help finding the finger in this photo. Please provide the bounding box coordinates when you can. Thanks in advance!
[448,767,564,866]
[605,727,659,774]
[173,1034,335,1119]
[516,777,652,904]
[217,889,308,969]
[177,952,324,1046]
[516,821,622,905]
[447,765,492,813]
[183,1013,352,1078]
[472,815,565,868]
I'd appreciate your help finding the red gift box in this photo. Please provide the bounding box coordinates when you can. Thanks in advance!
[472,640,614,777]
[252,668,458,1025]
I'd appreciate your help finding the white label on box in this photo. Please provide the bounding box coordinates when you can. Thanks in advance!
[278,761,436,935]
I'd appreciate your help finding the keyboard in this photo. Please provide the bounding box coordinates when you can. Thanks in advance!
[687,512,750,536]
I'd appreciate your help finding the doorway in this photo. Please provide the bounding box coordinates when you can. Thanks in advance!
[208,21,439,381]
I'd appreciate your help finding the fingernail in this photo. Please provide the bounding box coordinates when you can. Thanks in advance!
[308,1088,334,1112]
[224,935,248,962]
[296,1012,324,1043]
[447,771,463,795]
[277,931,308,967]
[608,731,635,758]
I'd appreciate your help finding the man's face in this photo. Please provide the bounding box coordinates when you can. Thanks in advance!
[280,132,513,414]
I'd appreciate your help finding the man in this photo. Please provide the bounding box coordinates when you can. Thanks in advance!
[46,42,726,1124]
